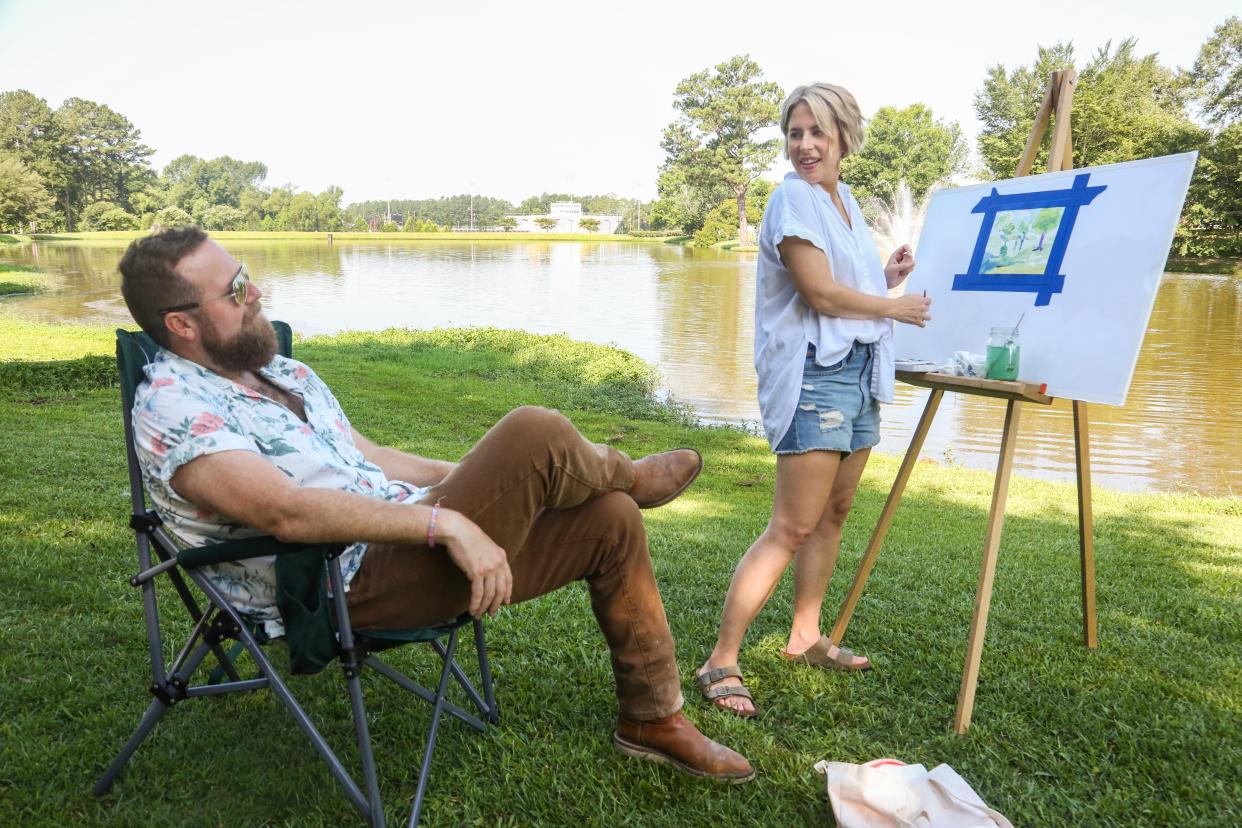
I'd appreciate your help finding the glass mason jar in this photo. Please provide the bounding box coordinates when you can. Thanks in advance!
[985,326,1020,381]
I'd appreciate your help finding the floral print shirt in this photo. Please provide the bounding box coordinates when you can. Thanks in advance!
[132,349,428,636]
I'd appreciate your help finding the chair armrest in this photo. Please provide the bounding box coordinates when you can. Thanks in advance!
[178,536,344,569]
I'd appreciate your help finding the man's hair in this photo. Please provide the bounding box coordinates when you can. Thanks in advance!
[119,226,208,349]
[780,82,866,160]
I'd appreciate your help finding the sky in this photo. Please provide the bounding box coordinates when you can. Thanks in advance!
[0,0,1232,205]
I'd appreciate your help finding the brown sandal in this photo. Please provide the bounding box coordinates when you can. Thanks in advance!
[696,665,761,719]
[782,636,872,672]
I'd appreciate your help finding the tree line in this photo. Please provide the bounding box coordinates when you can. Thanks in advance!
[345,193,644,232]
[648,17,1241,255]
[1,16,1237,255]
[0,90,359,233]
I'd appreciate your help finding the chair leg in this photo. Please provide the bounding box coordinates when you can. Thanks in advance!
[92,697,170,796]
[346,664,386,828]
[408,628,460,828]
[93,635,216,796]
[429,638,491,722]
[474,619,499,725]
[365,656,488,732]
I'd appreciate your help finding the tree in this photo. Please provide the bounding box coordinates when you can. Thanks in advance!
[840,104,968,204]
[80,200,139,230]
[578,217,600,233]
[647,165,727,234]
[346,195,513,229]
[163,154,268,218]
[975,40,1204,178]
[535,216,557,232]
[153,205,194,227]
[1176,121,1242,256]
[691,178,774,247]
[1032,207,1060,251]
[201,204,245,231]
[0,91,64,199]
[660,55,783,246]
[53,97,155,229]
[0,155,54,231]
[1191,16,1242,126]
[496,216,517,231]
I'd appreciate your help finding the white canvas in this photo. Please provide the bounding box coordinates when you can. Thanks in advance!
[893,152,1197,406]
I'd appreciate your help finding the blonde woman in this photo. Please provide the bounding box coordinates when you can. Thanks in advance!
[697,83,930,717]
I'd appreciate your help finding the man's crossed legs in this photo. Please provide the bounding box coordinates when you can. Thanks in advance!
[346,406,752,782]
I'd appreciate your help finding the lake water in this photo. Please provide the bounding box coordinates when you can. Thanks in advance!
[4,238,1239,496]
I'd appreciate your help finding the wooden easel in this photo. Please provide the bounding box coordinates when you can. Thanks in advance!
[830,68,1098,733]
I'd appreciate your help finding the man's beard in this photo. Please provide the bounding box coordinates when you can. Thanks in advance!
[199,306,278,374]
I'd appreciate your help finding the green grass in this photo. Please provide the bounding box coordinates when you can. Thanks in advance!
[1,321,1238,826]
[1166,257,1242,276]
[0,263,53,296]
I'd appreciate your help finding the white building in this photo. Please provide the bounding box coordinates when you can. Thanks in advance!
[508,201,624,234]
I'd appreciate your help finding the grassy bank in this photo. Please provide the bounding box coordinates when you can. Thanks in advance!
[1166,256,1242,276]
[1,320,1238,826]
[0,263,51,296]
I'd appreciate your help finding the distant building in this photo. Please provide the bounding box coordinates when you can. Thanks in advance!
[507,201,623,234]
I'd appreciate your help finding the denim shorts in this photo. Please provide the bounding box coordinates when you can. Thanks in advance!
[775,341,880,456]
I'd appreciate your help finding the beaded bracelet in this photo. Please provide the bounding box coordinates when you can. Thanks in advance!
[427,498,444,548]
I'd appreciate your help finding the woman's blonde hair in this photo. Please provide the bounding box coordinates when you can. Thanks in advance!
[779,83,866,159]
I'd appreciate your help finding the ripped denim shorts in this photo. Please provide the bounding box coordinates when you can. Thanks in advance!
[774,341,880,456]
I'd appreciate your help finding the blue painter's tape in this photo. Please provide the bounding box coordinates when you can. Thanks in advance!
[952,173,1106,307]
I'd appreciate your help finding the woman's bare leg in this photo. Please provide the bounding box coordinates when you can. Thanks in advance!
[786,448,871,668]
[699,450,841,715]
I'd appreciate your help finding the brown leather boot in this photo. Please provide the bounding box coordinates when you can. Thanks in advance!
[627,448,703,509]
[613,711,754,783]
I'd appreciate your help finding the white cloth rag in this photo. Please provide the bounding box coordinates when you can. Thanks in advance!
[815,758,1013,828]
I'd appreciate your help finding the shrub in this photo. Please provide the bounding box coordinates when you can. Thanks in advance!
[200,205,245,231]
[153,206,194,228]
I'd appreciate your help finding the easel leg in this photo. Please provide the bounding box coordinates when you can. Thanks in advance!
[830,389,944,644]
[954,400,1022,734]
[1074,400,1098,648]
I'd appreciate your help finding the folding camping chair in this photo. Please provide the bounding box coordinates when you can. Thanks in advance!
[93,321,499,827]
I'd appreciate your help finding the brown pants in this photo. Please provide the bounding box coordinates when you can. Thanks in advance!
[345,406,684,720]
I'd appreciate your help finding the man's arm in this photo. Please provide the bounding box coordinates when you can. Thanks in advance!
[350,427,456,487]
[170,451,510,617]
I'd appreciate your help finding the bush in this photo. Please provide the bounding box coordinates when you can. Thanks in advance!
[200,205,245,231]
[627,230,685,238]
[94,208,139,231]
[80,201,138,231]
[153,206,194,228]
[1172,228,1242,257]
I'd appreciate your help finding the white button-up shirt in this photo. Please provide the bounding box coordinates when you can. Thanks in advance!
[754,173,895,448]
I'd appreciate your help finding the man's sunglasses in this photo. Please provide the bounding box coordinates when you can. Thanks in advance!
[158,263,252,315]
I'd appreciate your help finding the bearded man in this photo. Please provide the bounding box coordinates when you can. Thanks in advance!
[118,227,753,784]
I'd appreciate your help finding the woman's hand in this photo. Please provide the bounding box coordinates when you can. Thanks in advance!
[885,244,916,288]
[888,292,931,327]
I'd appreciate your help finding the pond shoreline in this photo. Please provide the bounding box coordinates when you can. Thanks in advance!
[8,233,1239,275]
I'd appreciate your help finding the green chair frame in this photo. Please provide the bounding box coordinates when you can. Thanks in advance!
[93,322,498,827]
